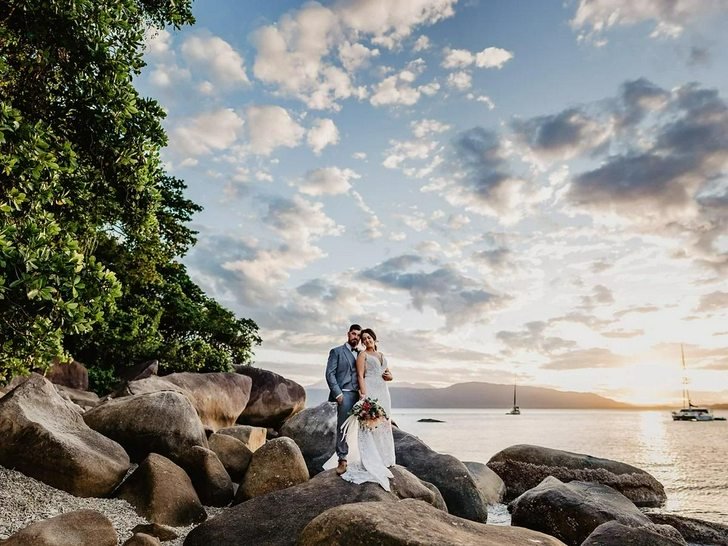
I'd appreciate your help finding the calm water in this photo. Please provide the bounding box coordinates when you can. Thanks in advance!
[393,408,728,525]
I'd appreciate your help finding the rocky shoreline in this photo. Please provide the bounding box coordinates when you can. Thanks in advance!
[1,364,726,545]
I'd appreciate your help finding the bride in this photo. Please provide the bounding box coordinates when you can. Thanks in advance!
[338,328,396,490]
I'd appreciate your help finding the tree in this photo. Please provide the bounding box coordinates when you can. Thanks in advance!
[0,0,260,387]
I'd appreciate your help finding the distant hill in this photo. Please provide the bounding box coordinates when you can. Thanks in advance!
[306,381,635,409]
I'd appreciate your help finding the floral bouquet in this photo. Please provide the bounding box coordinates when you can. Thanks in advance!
[348,397,388,429]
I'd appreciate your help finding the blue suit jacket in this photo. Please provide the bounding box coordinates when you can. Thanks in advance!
[325,343,359,402]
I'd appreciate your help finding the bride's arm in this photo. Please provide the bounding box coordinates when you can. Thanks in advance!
[356,351,367,398]
[382,354,393,381]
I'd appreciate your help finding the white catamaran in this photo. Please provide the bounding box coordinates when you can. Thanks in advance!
[671,345,725,422]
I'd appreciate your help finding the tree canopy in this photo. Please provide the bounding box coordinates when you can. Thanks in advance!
[0,0,260,390]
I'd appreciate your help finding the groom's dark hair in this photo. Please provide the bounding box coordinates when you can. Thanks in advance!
[349,323,362,332]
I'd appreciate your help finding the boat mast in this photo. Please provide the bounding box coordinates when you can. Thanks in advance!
[513,377,517,407]
[681,344,693,409]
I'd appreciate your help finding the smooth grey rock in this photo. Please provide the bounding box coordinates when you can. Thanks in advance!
[393,427,488,523]
[487,444,666,507]
[184,466,441,546]
[0,374,129,497]
[298,498,566,546]
[279,401,336,475]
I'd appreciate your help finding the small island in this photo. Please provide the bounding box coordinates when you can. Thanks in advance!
[417,418,446,423]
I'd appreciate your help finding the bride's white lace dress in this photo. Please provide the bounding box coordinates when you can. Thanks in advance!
[336,351,396,490]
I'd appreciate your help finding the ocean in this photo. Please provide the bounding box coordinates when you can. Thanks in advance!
[392,408,728,526]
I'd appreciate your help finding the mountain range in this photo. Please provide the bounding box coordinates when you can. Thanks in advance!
[305,381,636,409]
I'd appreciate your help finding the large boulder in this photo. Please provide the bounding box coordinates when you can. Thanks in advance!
[122,372,252,433]
[0,509,117,546]
[46,359,89,390]
[647,513,728,545]
[582,520,686,546]
[236,437,309,502]
[510,476,681,546]
[54,384,101,411]
[0,374,129,497]
[298,498,567,546]
[184,466,442,546]
[216,424,267,452]
[123,534,161,546]
[278,401,336,475]
[0,375,30,398]
[463,461,506,505]
[487,444,666,507]
[84,390,208,464]
[179,446,234,507]
[234,366,306,429]
[208,433,253,481]
[116,453,207,527]
[393,427,488,523]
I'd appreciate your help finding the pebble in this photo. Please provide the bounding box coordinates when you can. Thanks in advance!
[0,465,223,545]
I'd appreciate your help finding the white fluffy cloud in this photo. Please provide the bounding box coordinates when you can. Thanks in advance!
[447,71,472,90]
[251,0,457,109]
[442,46,514,69]
[144,28,172,57]
[299,166,360,195]
[571,0,728,41]
[181,34,249,86]
[245,105,305,156]
[307,118,340,155]
[475,47,514,69]
[171,109,244,156]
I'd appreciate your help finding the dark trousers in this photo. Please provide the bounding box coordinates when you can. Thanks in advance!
[336,391,359,460]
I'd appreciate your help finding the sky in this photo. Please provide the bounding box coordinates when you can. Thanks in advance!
[135,0,728,405]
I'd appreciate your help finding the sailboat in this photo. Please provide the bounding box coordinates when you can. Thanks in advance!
[671,345,725,421]
[506,378,520,415]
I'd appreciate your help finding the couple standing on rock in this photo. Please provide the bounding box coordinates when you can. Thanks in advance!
[324,324,396,491]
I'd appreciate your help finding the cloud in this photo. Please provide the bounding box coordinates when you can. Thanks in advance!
[170,109,244,156]
[188,196,344,310]
[442,48,474,69]
[338,0,457,48]
[442,46,514,69]
[571,0,728,42]
[299,166,360,195]
[144,28,173,57]
[149,63,191,88]
[475,47,514,69]
[439,127,534,222]
[370,63,430,107]
[580,284,615,309]
[412,35,431,52]
[358,254,508,328]
[246,105,305,155]
[338,41,379,71]
[383,118,449,176]
[447,71,472,91]
[412,119,451,138]
[181,34,249,86]
[468,94,495,109]
[307,118,340,154]
[541,347,627,370]
[512,108,612,160]
[497,321,578,355]
[251,0,456,109]
[696,291,728,313]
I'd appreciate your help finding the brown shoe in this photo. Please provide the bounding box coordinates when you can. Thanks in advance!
[336,460,347,475]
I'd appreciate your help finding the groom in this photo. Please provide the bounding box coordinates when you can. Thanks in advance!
[325,323,361,475]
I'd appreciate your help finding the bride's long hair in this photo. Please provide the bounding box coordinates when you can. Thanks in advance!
[360,328,378,351]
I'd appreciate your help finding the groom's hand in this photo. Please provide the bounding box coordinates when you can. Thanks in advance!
[382,369,393,381]
[336,394,343,405]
